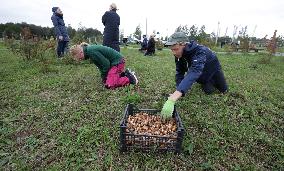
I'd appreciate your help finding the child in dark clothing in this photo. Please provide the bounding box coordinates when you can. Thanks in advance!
[139,35,148,52]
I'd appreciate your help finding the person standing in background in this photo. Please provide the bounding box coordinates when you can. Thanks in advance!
[51,7,70,58]
[139,35,148,52]
[102,3,120,52]
[144,34,155,56]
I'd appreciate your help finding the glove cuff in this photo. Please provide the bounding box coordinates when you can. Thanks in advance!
[167,98,176,105]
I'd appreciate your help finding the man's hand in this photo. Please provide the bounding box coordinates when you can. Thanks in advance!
[161,99,175,119]
[58,36,63,41]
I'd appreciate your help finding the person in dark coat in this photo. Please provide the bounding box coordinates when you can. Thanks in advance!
[51,7,70,58]
[139,35,148,51]
[144,34,155,56]
[160,32,228,119]
[102,3,120,52]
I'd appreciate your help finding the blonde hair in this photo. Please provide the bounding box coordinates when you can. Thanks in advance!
[69,45,84,61]
[70,45,81,56]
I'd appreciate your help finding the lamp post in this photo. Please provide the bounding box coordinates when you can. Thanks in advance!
[146,18,148,37]
[215,21,220,45]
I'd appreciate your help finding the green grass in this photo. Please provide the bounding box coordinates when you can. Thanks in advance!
[1,43,283,170]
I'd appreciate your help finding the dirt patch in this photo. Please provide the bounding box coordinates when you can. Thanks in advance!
[38,90,54,100]
[13,129,33,147]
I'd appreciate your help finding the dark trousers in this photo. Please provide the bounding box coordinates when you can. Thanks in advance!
[103,42,120,52]
[202,70,228,94]
[57,41,68,57]
[144,50,155,56]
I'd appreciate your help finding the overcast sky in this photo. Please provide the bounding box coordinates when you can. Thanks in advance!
[0,0,283,38]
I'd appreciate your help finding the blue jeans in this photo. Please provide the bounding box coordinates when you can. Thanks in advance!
[202,70,228,94]
[57,41,68,57]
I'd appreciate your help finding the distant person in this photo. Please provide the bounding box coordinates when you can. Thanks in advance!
[51,7,70,58]
[102,3,120,52]
[70,43,138,89]
[221,41,226,48]
[144,34,155,56]
[122,37,128,46]
[160,32,228,119]
[139,35,148,52]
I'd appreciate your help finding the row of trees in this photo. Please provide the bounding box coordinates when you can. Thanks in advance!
[1,22,103,63]
[131,24,210,42]
[175,25,209,42]
[132,24,283,48]
[0,22,55,39]
[2,22,283,51]
[0,22,102,43]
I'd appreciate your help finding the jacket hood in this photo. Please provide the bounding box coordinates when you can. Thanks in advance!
[52,7,59,13]
[180,40,200,58]
[185,40,199,52]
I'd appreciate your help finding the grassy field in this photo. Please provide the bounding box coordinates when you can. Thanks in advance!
[1,43,283,170]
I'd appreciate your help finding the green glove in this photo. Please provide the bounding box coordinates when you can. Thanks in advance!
[161,99,175,119]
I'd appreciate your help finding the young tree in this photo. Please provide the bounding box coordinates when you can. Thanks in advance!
[238,26,249,52]
[276,35,284,47]
[189,25,198,40]
[267,30,277,54]
[175,25,189,37]
[67,24,76,39]
[133,25,142,40]
[196,25,207,42]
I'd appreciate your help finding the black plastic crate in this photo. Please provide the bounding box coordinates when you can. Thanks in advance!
[119,104,185,154]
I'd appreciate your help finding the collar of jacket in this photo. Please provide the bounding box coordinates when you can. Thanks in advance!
[55,13,63,19]
[83,45,89,60]
[182,41,199,56]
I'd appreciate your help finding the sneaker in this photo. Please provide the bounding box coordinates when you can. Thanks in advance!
[127,70,138,85]
[125,68,131,76]
[125,68,135,77]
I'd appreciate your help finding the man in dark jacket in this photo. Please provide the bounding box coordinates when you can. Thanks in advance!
[51,7,70,58]
[144,34,155,56]
[102,3,120,52]
[161,32,228,119]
